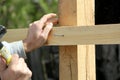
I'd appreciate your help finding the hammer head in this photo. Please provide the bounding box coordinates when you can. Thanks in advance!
[0,25,6,39]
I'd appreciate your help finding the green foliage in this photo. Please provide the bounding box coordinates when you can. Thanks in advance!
[0,0,58,29]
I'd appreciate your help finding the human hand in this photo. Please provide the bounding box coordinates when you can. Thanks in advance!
[0,56,6,73]
[23,13,58,52]
[0,54,32,80]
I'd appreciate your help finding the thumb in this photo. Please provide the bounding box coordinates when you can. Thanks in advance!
[9,54,19,66]
[0,56,7,72]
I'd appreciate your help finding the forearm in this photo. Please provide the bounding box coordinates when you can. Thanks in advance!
[2,41,27,59]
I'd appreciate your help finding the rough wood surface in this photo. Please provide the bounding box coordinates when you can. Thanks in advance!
[1,24,120,45]
[58,0,95,80]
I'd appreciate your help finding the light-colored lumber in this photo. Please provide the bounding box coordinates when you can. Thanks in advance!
[1,24,120,45]
[1,28,27,42]
[58,0,95,80]
[48,24,120,45]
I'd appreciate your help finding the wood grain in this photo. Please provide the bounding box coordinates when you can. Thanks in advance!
[58,0,95,80]
[1,24,120,45]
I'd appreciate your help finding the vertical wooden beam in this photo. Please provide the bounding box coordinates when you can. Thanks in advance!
[58,0,96,80]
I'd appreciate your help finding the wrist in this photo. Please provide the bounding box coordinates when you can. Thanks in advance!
[22,39,32,52]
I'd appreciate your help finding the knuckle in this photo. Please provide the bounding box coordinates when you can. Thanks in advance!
[32,22,36,26]
[28,70,32,77]
[30,21,38,27]
[33,21,37,24]
[9,67,17,74]
[24,68,32,77]
[42,15,48,21]
[19,58,25,62]
[29,23,32,27]
[40,34,46,40]
[43,14,47,18]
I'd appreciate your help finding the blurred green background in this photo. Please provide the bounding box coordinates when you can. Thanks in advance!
[0,0,59,80]
[0,0,58,28]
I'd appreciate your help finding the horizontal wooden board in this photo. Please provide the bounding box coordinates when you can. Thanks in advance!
[1,24,120,45]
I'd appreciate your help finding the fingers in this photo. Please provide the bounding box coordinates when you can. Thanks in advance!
[0,54,32,80]
[46,17,58,25]
[9,57,32,80]
[9,54,19,66]
[23,13,58,52]
[40,13,57,25]
[31,13,57,29]
[42,22,53,39]
[17,66,32,80]
[17,58,32,80]
[32,13,57,39]
[0,56,6,73]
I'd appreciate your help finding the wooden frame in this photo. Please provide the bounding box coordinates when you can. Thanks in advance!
[2,24,120,45]
[1,0,120,80]
[58,0,95,80]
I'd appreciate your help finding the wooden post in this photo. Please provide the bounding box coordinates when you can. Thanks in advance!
[58,0,96,80]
